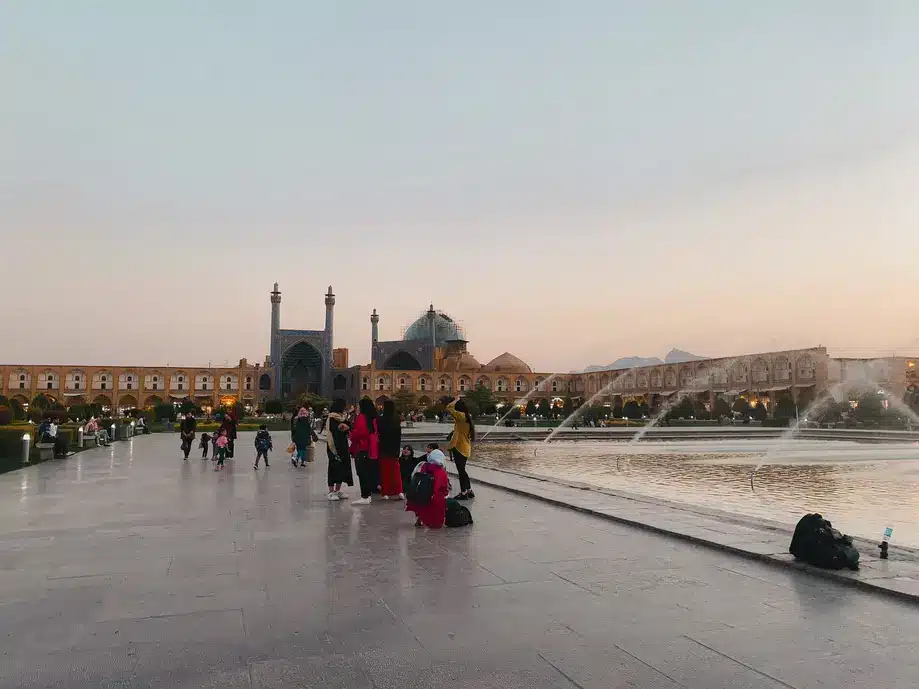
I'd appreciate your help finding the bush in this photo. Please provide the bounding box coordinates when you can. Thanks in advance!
[0,426,33,459]
[264,399,284,415]
[0,406,12,426]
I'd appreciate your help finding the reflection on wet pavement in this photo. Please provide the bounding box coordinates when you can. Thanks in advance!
[473,439,919,547]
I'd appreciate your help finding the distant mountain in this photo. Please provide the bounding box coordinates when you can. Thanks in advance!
[577,349,705,373]
[664,349,707,364]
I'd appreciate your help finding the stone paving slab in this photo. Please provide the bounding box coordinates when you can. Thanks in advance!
[460,462,919,603]
[2,434,919,687]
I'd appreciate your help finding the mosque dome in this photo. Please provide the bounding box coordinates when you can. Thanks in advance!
[441,352,483,372]
[482,352,532,374]
[403,308,466,346]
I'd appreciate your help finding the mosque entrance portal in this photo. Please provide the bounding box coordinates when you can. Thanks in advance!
[281,341,323,397]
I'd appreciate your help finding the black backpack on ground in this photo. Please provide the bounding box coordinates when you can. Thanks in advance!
[408,471,435,505]
[790,513,860,570]
[445,498,473,528]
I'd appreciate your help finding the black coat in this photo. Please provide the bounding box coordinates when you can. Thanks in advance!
[180,417,197,434]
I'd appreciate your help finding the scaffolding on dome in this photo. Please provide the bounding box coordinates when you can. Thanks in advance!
[401,308,467,344]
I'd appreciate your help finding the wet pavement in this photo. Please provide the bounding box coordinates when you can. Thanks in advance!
[2,433,919,688]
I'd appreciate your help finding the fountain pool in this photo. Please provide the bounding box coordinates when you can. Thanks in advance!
[472,439,919,547]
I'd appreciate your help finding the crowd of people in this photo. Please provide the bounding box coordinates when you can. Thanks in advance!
[174,396,476,528]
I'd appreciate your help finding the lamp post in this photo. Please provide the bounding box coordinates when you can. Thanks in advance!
[77,426,84,448]
[111,424,116,442]
[21,433,31,464]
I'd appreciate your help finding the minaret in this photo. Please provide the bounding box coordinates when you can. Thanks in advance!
[324,287,335,395]
[270,283,281,392]
[370,309,380,369]
[426,304,437,349]
[370,309,379,346]
[324,285,335,354]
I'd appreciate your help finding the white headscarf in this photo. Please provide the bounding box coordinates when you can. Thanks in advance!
[425,449,446,467]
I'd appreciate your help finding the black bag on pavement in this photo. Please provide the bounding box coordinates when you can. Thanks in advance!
[790,513,860,570]
[408,471,434,505]
[445,498,473,528]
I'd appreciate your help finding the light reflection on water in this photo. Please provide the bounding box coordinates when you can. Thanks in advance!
[472,439,919,548]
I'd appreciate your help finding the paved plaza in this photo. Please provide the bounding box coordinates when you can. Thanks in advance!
[2,435,919,687]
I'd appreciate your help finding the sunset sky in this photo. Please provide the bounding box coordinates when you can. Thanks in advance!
[2,2,919,373]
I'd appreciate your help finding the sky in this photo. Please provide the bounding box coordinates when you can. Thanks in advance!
[2,1,919,372]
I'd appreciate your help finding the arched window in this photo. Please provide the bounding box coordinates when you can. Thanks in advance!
[245,376,252,390]
[774,357,791,382]
[361,377,370,391]
[797,355,815,380]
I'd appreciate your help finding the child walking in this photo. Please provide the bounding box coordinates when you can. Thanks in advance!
[254,424,273,469]
[214,430,228,470]
[199,432,212,459]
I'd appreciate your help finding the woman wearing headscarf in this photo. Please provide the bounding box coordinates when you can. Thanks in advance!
[349,398,379,505]
[405,449,450,529]
[377,400,404,500]
[291,406,318,467]
[324,398,354,500]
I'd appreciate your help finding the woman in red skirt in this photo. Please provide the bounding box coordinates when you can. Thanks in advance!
[378,400,404,500]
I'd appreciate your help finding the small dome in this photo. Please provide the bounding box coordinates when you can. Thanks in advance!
[482,352,532,373]
[441,352,482,372]
[403,309,466,346]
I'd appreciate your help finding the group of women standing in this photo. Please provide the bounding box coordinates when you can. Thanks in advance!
[319,395,475,513]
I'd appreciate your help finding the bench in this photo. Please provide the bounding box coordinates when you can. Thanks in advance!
[37,443,55,461]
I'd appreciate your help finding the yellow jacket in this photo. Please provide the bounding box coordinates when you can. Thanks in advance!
[446,401,473,458]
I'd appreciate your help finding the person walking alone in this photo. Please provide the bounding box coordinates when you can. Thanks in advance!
[445,396,476,500]
[349,398,379,505]
[378,400,404,500]
[179,412,197,460]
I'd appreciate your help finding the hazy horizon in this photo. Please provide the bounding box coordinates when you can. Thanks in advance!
[3,2,919,372]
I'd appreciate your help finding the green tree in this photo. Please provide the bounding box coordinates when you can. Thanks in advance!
[673,397,696,419]
[154,403,177,422]
[504,403,522,420]
[465,384,497,416]
[774,396,797,422]
[612,402,623,418]
[622,400,641,419]
[537,398,551,418]
[752,402,768,422]
[31,393,51,411]
[392,389,416,415]
[562,397,574,418]
[9,398,25,421]
[714,397,731,418]
[264,399,284,415]
[732,398,751,416]
[525,399,538,417]
[293,392,331,413]
[854,391,883,421]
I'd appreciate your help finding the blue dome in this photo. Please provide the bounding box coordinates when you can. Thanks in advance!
[403,310,465,346]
